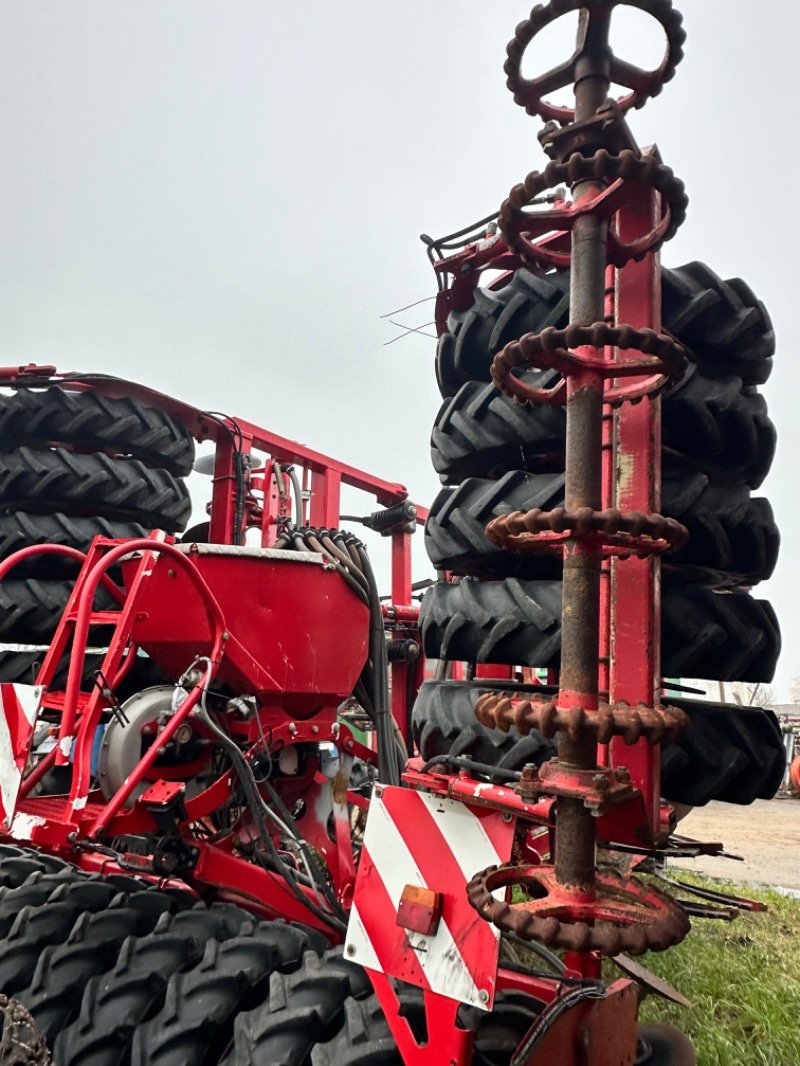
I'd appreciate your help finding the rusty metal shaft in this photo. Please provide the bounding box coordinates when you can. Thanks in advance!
[554,34,610,891]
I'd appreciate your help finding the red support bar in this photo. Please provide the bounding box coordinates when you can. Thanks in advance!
[309,468,342,528]
[608,189,664,837]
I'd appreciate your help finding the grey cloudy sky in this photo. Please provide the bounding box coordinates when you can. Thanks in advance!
[0,2,796,695]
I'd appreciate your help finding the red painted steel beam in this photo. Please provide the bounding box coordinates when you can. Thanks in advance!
[608,188,663,837]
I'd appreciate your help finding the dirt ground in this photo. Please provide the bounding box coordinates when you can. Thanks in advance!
[668,796,800,890]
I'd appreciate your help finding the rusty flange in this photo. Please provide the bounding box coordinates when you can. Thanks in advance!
[490,321,688,407]
[499,149,687,268]
[467,862,690,955]
[475,691,689,745]
[485,505,688,559]
[518,759,638,814]
[504,0,686,124]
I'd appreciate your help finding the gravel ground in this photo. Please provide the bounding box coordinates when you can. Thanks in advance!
[670,796,800,889]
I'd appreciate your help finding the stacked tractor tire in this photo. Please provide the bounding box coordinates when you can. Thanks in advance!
[0,386,194,686]
[0,845,539,1065]
[413,262,786,806]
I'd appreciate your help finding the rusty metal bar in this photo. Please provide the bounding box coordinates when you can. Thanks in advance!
[554,13,611,890]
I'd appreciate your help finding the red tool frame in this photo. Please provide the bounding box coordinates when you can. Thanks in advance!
[0,3,710,1060]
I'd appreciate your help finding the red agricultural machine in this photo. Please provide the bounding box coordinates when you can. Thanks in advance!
[0,2,785,1063]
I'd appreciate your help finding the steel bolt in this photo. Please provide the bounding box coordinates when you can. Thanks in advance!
[374,785,383,798]
[478,989,489,1004]
[346,943,356,957]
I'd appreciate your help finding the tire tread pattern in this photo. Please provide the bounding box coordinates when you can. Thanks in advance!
[0,447,191,530]
[420,579,781,683]
[0,387,195,476]
[412,680,785,807]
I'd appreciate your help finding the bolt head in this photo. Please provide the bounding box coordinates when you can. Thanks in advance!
[346,943,356,957]
[478,989,489,1004]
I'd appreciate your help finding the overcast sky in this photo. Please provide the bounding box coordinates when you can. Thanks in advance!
[0,2,796,696]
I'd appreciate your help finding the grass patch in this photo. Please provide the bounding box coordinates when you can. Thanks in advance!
[629,873,800,1065]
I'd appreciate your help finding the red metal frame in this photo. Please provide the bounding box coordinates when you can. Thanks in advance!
[0,8,694,1049]
[0,218,669,1062]
[0,369,430,941]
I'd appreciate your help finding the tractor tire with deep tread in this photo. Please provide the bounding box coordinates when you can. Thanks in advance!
[0,447,191,530]
[0,646,167,695]
[413,677,557,773]
[0,387,195,476]
[231,948,372,1065]
[420,579,780,683]
[662,263,774,385]
[0,845,72,889]
[123,922,326,1066]
[0,881,137,997]
[426,472,779,588]
[662,479,778,587]
[20,890,179,1044]
[659,701,785,806]
[661,367,775,489]
[412,680,786,807]
[0,578,117,643]
[0,847,329,1066]
[311,985,543,1066]
[0,513,147,574]
[432,367,775,491]
[56,909,317,1066]
[437,262,774,396]
[425,471,565,579]
[420,578,563,669]
[436,270,570,397]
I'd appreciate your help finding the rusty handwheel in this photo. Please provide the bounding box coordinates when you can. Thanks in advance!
[485,505,688,560]
[499,149,688,269]
[505,0,686,124]
[467,862,690,955]
[490,320,688,407]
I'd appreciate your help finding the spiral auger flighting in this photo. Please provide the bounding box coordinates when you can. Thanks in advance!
[417,0,757,959]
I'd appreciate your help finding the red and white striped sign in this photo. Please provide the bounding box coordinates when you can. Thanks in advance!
[0,685,42,830]
[346,786,513,1010]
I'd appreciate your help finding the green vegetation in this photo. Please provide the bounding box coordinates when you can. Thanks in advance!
[634,875,800,1066]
